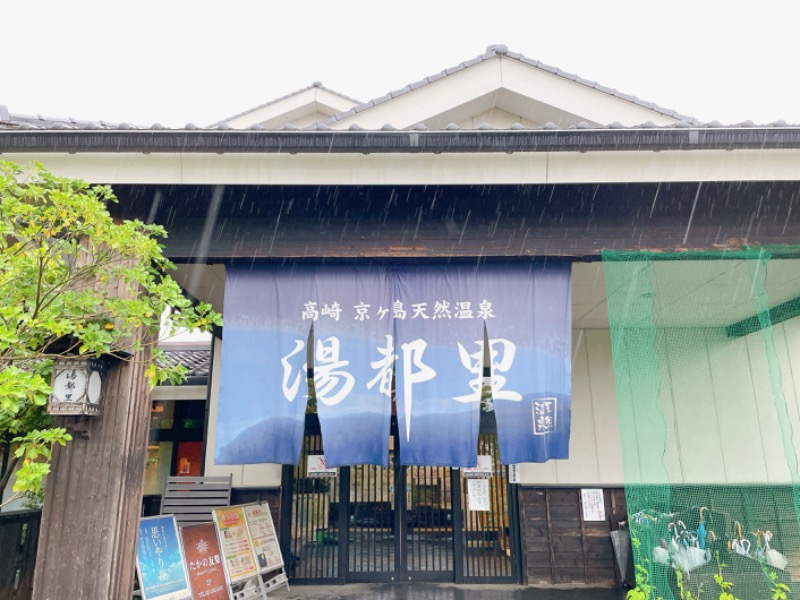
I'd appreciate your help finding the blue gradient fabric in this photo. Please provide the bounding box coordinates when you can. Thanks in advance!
[215,266,313,465]
[310,267,393,467]
[215,263,571,466]
[478,264,572,463]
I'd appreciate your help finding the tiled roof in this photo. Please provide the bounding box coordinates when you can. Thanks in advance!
[0,105,129,130]
[210,81,361,127]
[157,344,211,379]
[316,44,701,127]
[4,105,793,133]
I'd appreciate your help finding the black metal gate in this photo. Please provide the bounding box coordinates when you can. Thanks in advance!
[283,414,519,584]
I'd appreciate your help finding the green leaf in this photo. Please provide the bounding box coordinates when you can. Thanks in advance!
[0,160,221,498]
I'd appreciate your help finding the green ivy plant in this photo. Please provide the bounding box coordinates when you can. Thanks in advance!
[674,568,699,600]
[0,160,221,507]
[712,552,739,600]
[626,528,665,600]
[764,568,790,600]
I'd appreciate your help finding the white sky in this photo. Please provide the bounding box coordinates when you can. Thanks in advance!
[3,1,800,127]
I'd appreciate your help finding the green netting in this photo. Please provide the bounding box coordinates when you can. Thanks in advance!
[602,248,800,600]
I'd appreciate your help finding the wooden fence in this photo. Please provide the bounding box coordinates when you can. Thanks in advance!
[0,510,41,600]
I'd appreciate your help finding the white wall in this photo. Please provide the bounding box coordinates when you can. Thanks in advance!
[652,321,800,485]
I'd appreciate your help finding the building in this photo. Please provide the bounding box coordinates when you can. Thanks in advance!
[2,45,800,595]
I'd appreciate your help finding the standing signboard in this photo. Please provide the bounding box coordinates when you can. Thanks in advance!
[243,504,283,572]
[135,515,192,600]
[212,506,259,584]
[180,522,231,600]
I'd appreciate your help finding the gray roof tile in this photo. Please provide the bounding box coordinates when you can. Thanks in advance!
[157,345,211,379]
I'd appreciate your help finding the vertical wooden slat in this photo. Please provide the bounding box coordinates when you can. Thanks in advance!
[544,491,555,584]
[578,490,589,582]
[33,339,152,600]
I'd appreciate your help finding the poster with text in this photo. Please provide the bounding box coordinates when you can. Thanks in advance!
[244,503,284,573]
[212,506,258,583]
[180,522,231,600]
[136,515,191,600]
[467,479,491,511]
[581,488,606,521]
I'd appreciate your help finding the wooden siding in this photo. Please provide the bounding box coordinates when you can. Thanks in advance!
[32,345,153,599]
[519,487,626,586]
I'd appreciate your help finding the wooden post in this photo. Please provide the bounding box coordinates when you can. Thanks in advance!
[32,344,152,599]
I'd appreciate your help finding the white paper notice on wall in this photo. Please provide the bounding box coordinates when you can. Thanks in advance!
[508,464,520,484]
[467,479,490,511]
[580,488,606,521]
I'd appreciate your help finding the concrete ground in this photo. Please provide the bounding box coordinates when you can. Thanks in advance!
[276,583,628,600]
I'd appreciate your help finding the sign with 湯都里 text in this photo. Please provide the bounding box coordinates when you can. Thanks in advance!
[216,264,572,468]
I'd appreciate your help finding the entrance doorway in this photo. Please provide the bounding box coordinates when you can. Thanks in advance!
[282,414,520,584]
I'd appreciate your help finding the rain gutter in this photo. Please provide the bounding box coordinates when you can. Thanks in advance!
[2,128,800,154]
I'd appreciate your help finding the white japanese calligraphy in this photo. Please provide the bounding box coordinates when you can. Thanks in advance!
[533,397,557,435]
[366,335,396,396]
[392,300,407,319]
[455,338,522,403]
[354,302,371,321]
[280,339,307,402]
[454,301,473,319]
[411,302,430,319]
[302,301,319,321]
[321,302,342,321]
[314,336,355,406]
[298,298,496,320]
[400,338,437,441]
[477,299,496,319]
[432,300,452,319]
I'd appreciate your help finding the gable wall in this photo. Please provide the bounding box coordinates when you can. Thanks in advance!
[457,107,539,129]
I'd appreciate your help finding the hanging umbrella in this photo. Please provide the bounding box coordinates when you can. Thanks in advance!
[696,506,708,550]
[731,520,751,557]
[763,530,788,571]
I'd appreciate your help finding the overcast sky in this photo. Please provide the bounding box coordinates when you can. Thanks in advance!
[3,1,800,128]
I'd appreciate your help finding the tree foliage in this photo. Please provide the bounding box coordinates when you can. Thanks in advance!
[0,160,221,506]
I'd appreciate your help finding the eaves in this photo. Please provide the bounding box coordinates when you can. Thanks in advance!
[3,127,800,154]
